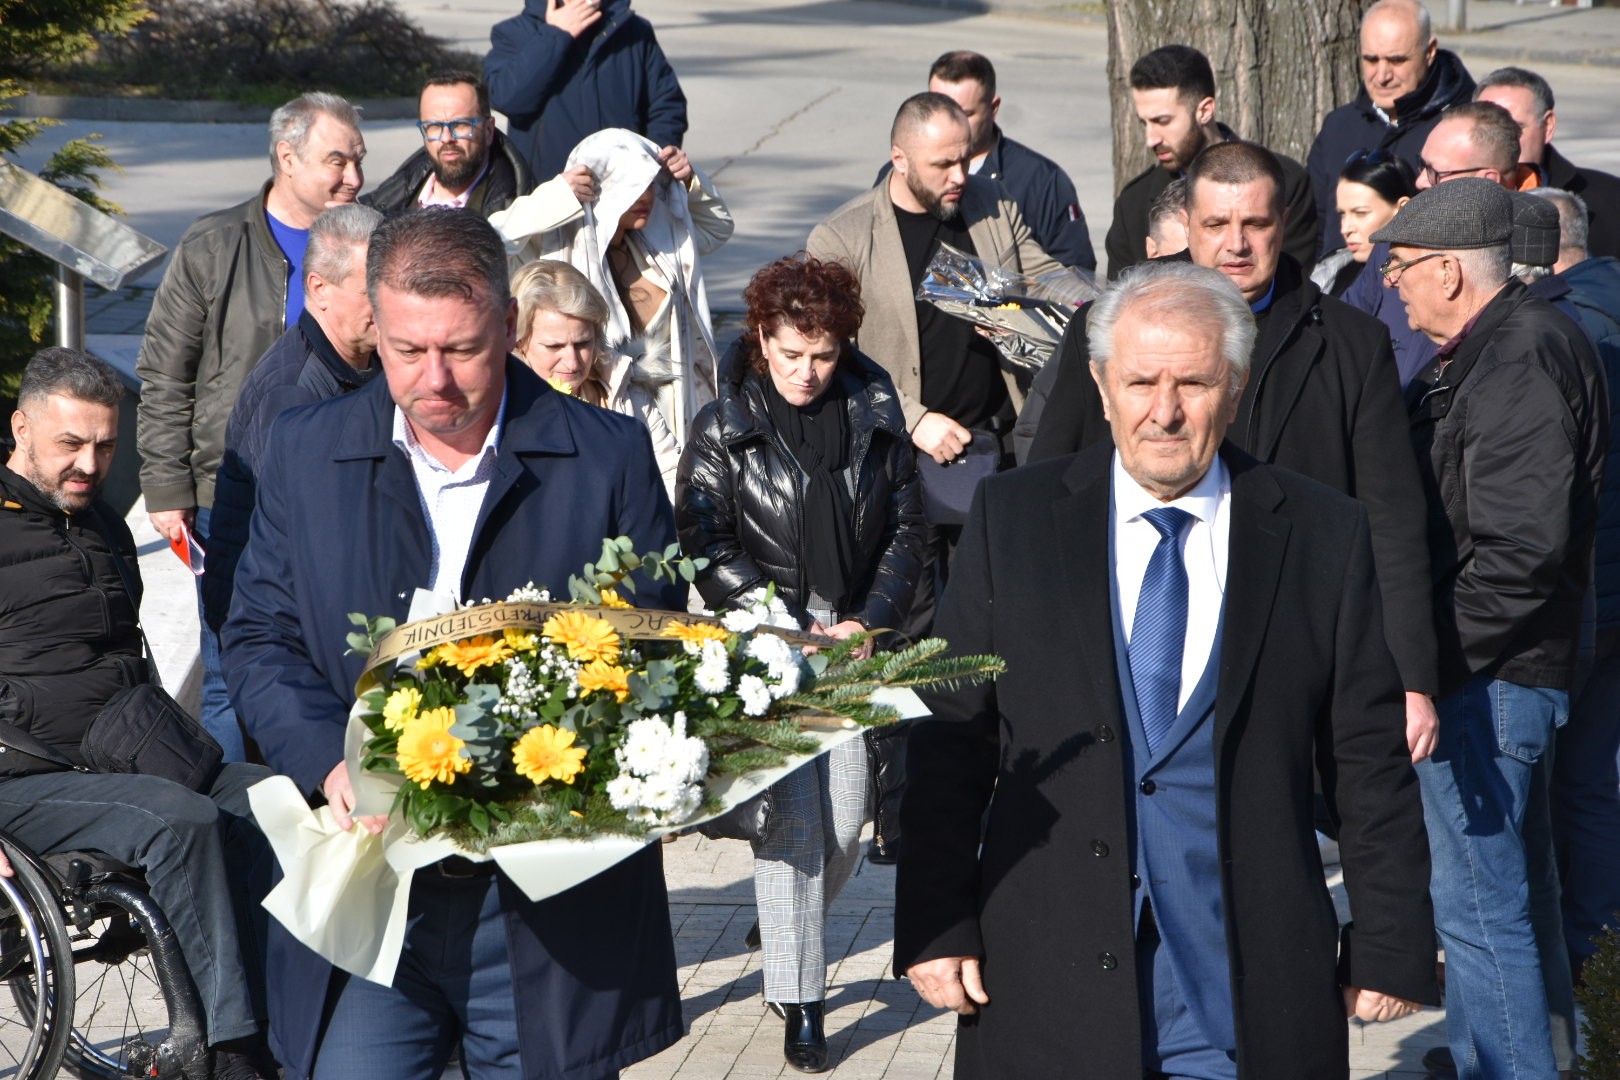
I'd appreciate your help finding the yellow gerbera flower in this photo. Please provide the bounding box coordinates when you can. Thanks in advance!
[546,376,577,396]
[415,648,442,670]
[381,686,423,732]
[503,627,539,653]
[661,620,732,647]
[396,707,471,788]
[512,724,587,785]
[434,635,514,677]
[542,611,621,663]
[576,659,631,702]
[597,588,632,610]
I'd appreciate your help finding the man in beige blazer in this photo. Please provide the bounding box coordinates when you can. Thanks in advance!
[808,92,1059,636]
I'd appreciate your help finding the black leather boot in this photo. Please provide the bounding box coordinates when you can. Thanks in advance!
[781,1000,829,1073]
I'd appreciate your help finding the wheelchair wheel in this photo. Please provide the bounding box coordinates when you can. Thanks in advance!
[55,880,203,1080]
[8,871,204,1080]
[0,841,75,1080]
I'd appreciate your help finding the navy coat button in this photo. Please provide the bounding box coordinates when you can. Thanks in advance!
[1131,874,1142,888]
[1092,839,1109,857]
[1099,952,1118,970]
[1096,724,1115,742]
[1140,779,1156,795]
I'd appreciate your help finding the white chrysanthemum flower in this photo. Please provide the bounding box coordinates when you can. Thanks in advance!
[746,632,792,667]
[767,661,801,699]
[739,674,772,716]
[639,774,685,814]
[659,737,709,784]
[665,783,703,823]
[722,608,765,634]
[606,774,643,811]
[694,640,731,693]
[619,717,672,776]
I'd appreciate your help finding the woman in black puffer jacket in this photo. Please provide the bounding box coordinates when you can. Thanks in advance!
[675,254,924,1074]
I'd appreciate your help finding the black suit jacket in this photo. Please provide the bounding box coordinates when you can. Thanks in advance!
[1022,255,1438,696]
[895,443,1437,1079]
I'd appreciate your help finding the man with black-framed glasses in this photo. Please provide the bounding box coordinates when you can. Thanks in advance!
[365,70,535,219]
[1342,100,1527,389]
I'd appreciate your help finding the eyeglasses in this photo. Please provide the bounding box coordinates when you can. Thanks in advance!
[1417,160,1489,185]
[1379,250,1446,284]
[417,117,484,142]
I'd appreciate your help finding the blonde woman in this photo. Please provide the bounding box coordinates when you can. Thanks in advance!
[511,259,680,495]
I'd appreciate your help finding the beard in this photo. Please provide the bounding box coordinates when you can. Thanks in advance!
[906,168,962,222]
[430,140,489,190]
[17,443,101,513]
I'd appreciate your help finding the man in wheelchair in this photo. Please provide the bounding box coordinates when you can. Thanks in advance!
[0,348,277,1080]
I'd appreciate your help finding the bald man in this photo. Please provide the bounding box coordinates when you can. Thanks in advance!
[1306,0,1475,255]
[809,91,1060,635]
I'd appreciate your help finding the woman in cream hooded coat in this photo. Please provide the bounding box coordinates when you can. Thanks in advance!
[493,128,732,446]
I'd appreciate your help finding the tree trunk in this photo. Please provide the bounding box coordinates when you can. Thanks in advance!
[1106,0,1366,197]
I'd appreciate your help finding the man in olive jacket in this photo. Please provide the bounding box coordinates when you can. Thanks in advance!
[136,91,365,760]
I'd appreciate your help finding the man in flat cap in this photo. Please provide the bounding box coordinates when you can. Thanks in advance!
[1378,176,1605,1080]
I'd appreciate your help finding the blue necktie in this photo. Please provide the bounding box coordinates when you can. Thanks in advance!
[1129,507,1194,755]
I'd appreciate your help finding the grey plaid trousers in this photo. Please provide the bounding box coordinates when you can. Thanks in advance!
[751,737,871,1003]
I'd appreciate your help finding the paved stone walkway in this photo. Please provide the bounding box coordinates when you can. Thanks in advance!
[615,832,1458,1079]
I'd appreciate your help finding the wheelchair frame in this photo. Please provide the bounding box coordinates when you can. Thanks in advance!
[0,835,207,1080]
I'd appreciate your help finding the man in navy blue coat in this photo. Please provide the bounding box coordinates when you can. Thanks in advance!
[484,0,687,183]
[222,208,684,1079]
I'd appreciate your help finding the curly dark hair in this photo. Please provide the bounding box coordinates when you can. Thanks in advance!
[741,253,865,377]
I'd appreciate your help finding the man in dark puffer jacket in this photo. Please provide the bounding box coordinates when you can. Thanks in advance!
[0,348,276,1080]
[204,204,383,634]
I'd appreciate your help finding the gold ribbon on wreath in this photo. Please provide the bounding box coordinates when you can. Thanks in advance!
[356,601,830,697]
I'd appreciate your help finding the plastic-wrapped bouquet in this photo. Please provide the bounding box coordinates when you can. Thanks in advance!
[341,538,1002,846]
[249,538,1003,985]
[915,241,1097,370]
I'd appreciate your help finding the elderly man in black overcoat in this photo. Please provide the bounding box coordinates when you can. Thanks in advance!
[895,261,1437,1079]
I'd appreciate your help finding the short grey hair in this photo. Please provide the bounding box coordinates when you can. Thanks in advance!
[1453,243,1513,289]
[305,204,383,294]
[1529,187,1589,259]
[268,92,362,174]
[1513,262,1552,284]
[17,347,125,411]
[1088,262,1256,392]
[1366,0,1433,45]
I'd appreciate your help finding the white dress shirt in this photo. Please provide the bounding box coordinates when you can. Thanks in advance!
[392,392,507,601]
[1111,453,1232,713]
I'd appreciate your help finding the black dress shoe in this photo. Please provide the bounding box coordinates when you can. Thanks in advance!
[744,920,761,950]
[782,1000,829,1073]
